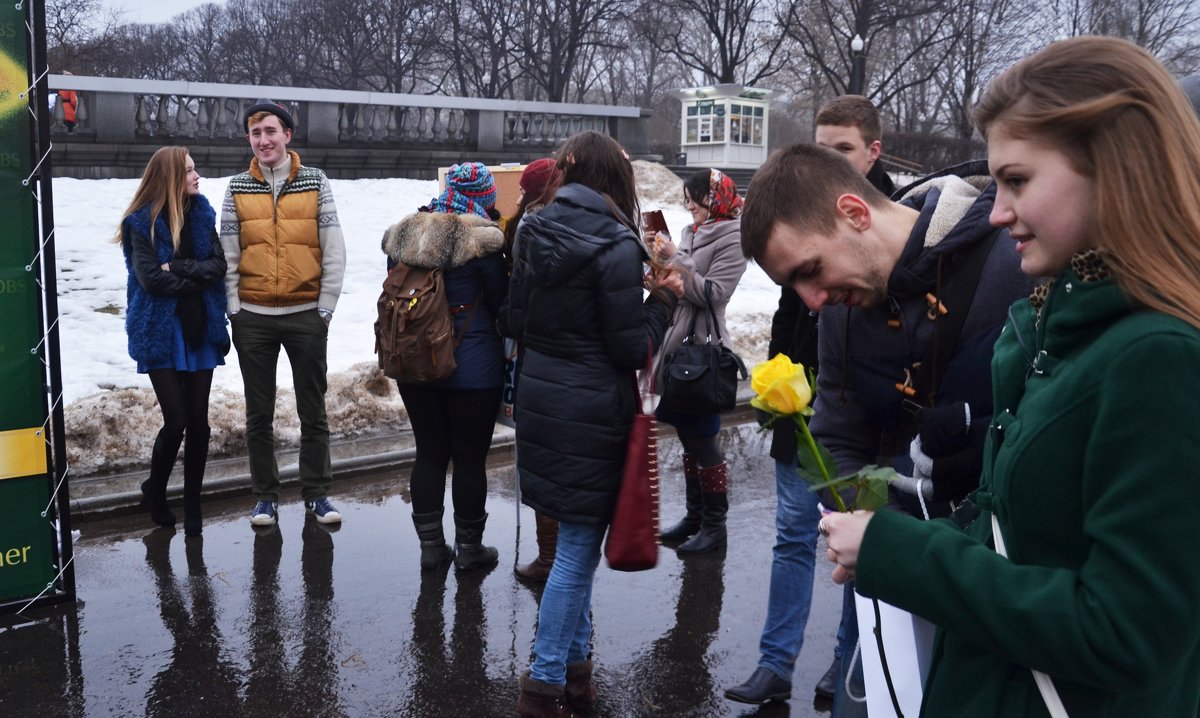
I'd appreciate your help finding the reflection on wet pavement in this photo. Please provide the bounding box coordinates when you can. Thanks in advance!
[0,424,844,717]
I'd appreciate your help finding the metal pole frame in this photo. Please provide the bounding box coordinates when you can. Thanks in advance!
[0,0,77,616]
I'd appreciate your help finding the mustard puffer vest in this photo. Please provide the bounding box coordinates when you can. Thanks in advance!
[229,154,326,306]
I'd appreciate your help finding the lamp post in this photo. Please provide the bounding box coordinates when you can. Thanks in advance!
[849,33,866,95]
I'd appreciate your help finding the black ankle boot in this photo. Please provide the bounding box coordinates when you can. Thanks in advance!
[182,426,210,537]
[412,509,454,571]
[141,426,184,527]
[454,513,499,571]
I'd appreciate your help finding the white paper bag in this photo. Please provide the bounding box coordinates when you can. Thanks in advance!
[854,591,936,718]
[497,337,520,428]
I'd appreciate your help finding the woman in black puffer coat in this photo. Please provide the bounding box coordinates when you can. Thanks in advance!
[507,132,681,717]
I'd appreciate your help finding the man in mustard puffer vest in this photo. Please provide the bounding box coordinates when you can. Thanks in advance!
[220,98,347,528]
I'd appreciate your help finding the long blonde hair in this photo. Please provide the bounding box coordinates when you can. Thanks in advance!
[974,36,1200,330]
[113,146,191,251]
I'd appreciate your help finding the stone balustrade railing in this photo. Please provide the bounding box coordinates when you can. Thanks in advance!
[46,76,642,152]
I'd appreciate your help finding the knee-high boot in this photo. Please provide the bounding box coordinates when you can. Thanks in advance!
[182,425,210,537]
[516,512,558,582]
[412,508,454,571]
[660,453,702,544]
[454,512,499,571]
[677,462,728,554]
[141,426,184,527]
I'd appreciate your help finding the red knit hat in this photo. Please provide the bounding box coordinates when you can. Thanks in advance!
[520,158,560,204]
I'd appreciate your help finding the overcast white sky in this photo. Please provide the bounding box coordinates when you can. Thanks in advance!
[105,0,222,26]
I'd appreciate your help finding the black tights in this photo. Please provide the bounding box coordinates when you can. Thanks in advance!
[398,385,502,519]
[149,369,214,437]
[677,431,723,468]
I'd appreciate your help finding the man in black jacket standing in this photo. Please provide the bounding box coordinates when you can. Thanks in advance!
[726,96,898,706]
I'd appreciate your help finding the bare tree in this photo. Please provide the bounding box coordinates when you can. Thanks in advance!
[221,0,304,85]
[937,0,1038,149]
[301,0,384,91]
[1047,0,1200,72]
[45,0,126,73]
[371,0,441,94]
[778,0,955,105]
[594,1,688,107]
[517,0,630,102]
[431,0,526,98]
[175,4,233,83]
[665,0,790,85]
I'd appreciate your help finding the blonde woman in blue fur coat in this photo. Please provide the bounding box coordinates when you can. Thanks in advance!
[118,146,229,537]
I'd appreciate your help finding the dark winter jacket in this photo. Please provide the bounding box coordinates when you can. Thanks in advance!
[506,183,676,525]
[381,211,508,390]
[810,161,1033,511]
[768,160,895,461]
[858,265,1200,717]
[122,194,229,365]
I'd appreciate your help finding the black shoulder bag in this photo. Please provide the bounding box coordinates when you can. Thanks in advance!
[659,281,748,414]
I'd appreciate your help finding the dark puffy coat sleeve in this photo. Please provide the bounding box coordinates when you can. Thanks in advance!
[439,253,506,390]
[127,228,203,297]
[596,238,674,370]
[169,229,227,284]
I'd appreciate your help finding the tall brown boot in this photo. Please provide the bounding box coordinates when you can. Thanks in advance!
[517,671,580,718]
[565,659,598,715]
[516,512,558,582]
[660,453,702,544]
[677,462,728,555]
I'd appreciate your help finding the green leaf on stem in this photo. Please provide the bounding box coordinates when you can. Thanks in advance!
[853,466,894,511]
[795,438,837,484]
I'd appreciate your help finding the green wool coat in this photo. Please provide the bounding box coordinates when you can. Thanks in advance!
[856,267,1200,717]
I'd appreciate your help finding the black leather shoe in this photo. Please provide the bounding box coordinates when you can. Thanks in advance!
[815,655,839,698]
[724,667,792,705]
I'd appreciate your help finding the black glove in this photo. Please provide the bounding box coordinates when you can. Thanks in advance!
[911,402,987,502]
[916,402,971,457]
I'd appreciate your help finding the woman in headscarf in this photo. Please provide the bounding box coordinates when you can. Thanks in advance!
[651,169,748,554]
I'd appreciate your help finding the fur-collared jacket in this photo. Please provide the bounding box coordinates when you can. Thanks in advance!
[122,193,229,365]
[381,210,508,389]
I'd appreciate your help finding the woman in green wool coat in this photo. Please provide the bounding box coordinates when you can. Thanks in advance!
[823,37,1200,717]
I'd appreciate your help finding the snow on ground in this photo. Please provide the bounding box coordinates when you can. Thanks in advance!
[57,162,779,474]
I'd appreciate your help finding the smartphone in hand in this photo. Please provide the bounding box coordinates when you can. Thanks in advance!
[641,210,669,238]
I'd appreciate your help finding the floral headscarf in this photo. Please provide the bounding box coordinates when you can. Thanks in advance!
[693,168,743,229]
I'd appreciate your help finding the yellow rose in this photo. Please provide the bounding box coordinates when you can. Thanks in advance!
[750,354,813,416]
[751,354,797,395]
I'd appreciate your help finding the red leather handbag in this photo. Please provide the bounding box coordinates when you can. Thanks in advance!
[604,344,661,571]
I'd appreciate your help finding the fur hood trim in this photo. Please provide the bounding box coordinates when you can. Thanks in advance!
[381,211,504,269]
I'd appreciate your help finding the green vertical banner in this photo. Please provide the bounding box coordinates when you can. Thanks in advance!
[0,5,55,603]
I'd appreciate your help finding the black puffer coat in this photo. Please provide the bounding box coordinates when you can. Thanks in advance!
[506,183,675,525]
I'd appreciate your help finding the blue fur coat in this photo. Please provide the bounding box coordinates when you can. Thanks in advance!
[122,194,229,364]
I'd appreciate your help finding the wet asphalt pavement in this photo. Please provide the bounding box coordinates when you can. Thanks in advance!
[0,423,844,717]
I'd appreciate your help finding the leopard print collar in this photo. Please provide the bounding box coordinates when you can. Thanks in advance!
[1029,249,1111,313]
